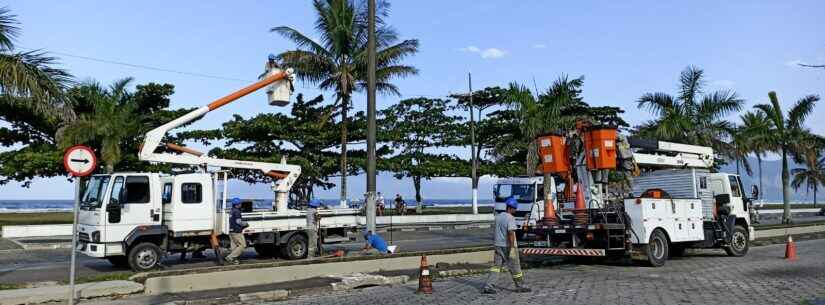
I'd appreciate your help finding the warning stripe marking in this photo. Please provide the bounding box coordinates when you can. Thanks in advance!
[521,248,606,257]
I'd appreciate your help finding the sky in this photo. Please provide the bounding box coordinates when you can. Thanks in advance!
[1,1,823,201]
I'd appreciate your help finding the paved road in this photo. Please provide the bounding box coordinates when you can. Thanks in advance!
[0,228,491,285]
[274,239,825,305]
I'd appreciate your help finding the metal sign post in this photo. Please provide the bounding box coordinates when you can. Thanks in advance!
[63,145,97,305]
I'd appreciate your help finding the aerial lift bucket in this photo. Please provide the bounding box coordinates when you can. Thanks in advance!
[265,68,293,106]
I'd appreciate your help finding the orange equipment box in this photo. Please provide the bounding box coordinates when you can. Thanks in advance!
[584,128,617,170]
[537,135,569,173]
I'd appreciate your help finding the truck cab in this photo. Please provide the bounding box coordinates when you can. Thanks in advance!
[77,173,216,270]
[493,176,557,233]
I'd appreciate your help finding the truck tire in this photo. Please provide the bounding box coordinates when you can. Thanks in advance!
[254,244,278,258]
[645,229,669,267]
[281,234,308,260]
[106,256,129,268]
[724,225,749,257]
[128,242,163,272]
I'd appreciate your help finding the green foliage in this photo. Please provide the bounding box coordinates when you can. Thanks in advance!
[635,66,743,156]
[187,93,369,203]
[755,91,823,222]
[380,97,462,203]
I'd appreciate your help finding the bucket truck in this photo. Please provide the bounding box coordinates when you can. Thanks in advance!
[74,68,361,271]
[508,122,755,266]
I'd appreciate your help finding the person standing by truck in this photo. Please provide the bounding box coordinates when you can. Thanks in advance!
[482,196,530,294]
[225,198,248,265]
[307,198,321,258]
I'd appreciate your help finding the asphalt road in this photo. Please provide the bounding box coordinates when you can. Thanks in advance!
[0,228,492,285]
[277,239,825,305]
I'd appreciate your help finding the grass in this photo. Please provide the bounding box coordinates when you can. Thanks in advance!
[0,212,73,227]
[0,283,25,290]
[68,272,134,285]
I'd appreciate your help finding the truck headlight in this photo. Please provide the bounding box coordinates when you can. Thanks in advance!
[92,231,100,243]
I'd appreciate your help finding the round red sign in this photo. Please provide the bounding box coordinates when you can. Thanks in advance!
[63,145,97,177]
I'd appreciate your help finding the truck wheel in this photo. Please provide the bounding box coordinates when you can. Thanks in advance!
[106,256,129,268]
[645,229,669,267]
[724,225,749,257]
[128,242,163,272]
[281,234,308,260]
[254,244,278,258]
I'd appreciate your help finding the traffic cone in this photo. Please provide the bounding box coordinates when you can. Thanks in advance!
[417,255,433,294]
[784,235,797,261]
[543,196,557,224]
[574,183,588,225]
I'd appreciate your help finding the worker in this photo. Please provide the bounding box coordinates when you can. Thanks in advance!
[259,54,280,79]
[376,192,385,216]
[362,230,390,255]
[307,198,321,258]
[225,198,248,265]
[482,196,530,294]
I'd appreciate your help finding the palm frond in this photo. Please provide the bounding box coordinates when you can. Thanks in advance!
[697,89,743,121]
[0,51,74,120]
[270,26,332,59]
[678,66,704,105]
[636,92,675,117]
[277,50,335,84]
[0,6,20,51]
[788,94,819,129]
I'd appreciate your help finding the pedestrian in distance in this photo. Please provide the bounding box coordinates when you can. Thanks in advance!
[306,198,322,258]
[225,198,248,265]
[376,192,385,216]
[482,196,530,294]
[394,194,406,215]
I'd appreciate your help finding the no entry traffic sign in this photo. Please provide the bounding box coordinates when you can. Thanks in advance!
[63,145,97,177]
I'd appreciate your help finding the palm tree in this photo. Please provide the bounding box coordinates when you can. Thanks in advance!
[59,78,140,173]
[272,0,418,205]
[0,7,72,120]
[739,111,773,200]
[636,66,743,154]
[755,91,821,223]
[791,151,825,207]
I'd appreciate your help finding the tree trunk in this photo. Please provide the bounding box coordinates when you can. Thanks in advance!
[757,155,763,200]
[781,148,792,224]
[814,184,818,207]
[339,95,349,206]
[413,176,422,205]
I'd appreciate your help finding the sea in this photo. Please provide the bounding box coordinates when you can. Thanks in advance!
[0,199,497,213]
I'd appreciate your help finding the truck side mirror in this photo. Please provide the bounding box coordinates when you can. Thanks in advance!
[750,185,759,200]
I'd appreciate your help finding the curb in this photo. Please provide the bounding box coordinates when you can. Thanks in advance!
[238,289,289,302]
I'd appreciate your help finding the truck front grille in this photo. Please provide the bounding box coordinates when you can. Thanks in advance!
[78,232,90,242]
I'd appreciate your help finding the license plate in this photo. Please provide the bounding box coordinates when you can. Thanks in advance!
[555,229,566,234]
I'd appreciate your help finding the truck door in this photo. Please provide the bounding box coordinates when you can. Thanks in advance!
[105,175,161,241]
[727,175,747,221]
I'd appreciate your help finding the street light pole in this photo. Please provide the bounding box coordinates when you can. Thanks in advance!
[365,0,377,233]
[469,72,478,214]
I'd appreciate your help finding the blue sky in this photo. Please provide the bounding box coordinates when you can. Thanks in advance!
[1,1,823,200]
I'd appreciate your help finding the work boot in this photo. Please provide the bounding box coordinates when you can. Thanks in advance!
[482,287,497,294]
[514,285,531,293]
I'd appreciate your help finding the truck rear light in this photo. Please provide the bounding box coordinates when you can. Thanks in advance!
[635,198,641,204]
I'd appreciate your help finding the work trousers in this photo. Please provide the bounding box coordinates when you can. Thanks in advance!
[483,246,525,290]
[227,233,246,260]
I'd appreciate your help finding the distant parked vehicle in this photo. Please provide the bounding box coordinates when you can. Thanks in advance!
[818,207,825,216]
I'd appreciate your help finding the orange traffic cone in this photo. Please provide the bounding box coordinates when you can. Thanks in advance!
[574,183,588,225]
[543,196,557,224]
[417,255,433,294]
[784,235,797,261]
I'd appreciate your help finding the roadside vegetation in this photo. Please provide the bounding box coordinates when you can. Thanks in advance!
[0,212,71,226]
[0,2,823,224]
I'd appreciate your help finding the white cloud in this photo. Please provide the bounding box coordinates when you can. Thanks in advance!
[458,46,481,53]
[480,48,506,59]
[785,59,808,67]
[457,46,507,59]
[533,43,547,49]
[711,79,735,88]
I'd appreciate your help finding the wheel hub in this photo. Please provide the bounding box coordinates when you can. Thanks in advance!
[137,249,157,268]
[732,231,747,251]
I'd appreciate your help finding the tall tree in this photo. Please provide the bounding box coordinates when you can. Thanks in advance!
[59,79,141,173]
[0,7,72,120]
[380,97,461,205]
[272,0,418,205]
[755,91,821,223]
[739,111,774,199]
[636,66,743,155]
[450,86,508,192]
[791,150,825,207]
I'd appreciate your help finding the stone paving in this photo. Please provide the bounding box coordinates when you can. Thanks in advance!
[269,239,825,305]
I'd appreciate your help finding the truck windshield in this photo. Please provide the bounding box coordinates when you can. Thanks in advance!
[80,176,111,209]
[494,184,536,203]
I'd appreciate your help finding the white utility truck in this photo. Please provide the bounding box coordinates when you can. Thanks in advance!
[513,124,755,267]
[76,68,361,271]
